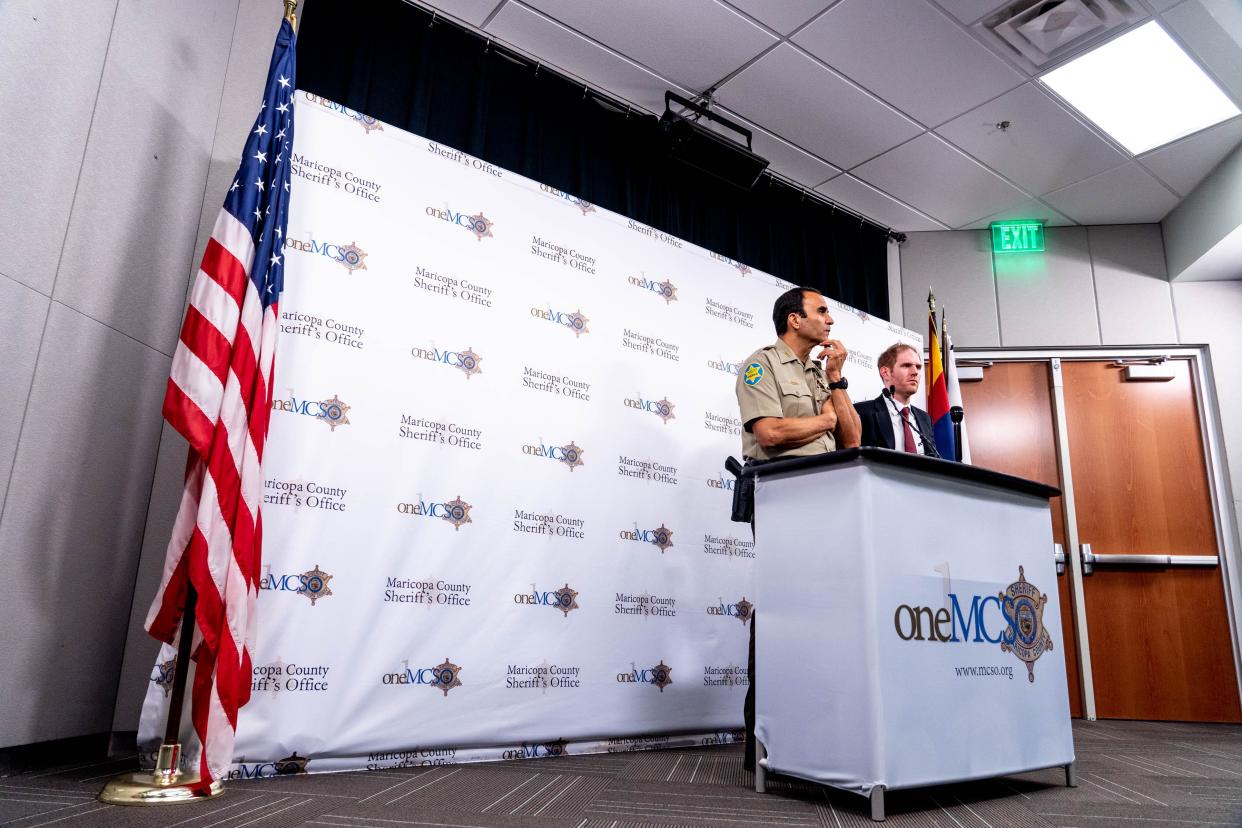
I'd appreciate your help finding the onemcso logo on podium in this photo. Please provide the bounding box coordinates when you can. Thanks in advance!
[892,566,1053,682]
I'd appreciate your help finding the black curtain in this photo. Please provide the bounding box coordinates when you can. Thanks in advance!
[296,0,890,317]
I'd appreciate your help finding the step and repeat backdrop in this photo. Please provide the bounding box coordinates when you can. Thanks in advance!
[140,93,921,777]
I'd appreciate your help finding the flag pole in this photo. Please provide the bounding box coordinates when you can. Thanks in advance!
[941,304,949,380]
[944,308,965,462]
[940,305,948,377]
[99,584,223,804]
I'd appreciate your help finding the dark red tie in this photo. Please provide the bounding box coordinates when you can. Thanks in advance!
[900,406,917,453]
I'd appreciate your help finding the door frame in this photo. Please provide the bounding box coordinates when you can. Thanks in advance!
[954,344,1242,721]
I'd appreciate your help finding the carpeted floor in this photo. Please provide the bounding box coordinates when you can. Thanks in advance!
[2,720,1241,827]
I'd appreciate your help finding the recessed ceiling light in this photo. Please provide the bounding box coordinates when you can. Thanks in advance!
[1040,21,1240,155]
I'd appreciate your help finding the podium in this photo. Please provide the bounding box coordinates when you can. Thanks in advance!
[744,448,1075,820]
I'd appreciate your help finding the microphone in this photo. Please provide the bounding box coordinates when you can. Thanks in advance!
[949,406,964,463]
[882,386,941,459]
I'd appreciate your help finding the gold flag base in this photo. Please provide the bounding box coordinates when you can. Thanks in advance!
[99,743,224,805]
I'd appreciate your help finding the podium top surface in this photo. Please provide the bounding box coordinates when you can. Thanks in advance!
[741,447,1060,499]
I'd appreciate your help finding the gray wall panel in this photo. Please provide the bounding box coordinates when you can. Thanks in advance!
[52,0,238,355]
[1164,141,1242,282]
[995,226,1100,346]
[0,0,118,295]
[1088,225,1179,345]
[898,230,1000,345]
[0,276,51,513]
[185,2,288,305]
[0,305,169,747]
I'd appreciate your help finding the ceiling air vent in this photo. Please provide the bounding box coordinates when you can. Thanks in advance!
[986,0,1145,67]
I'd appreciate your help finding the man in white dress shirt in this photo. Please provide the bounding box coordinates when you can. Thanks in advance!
[854,342,939,457]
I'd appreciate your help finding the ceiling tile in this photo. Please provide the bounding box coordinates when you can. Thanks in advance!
[1162,0,1242,109]
[421,0,503,27]
[519,0,777,91]
[852,133,1029,227]
[937,83,1129,196]
[704,105,841,186]
[1140,114,1242,195]
[932,0,1015,25]
[816,174,949,231]
[1043,163,1181,224]
[486,4,693,115]
[959,197,1076,230]
[715,44,922,169]
[793,0,1025,126]
[723,0,835,35]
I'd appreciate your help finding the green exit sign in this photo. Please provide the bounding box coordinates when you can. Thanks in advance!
[991,221,1045,253]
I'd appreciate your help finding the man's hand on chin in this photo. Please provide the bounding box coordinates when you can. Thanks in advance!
[817,339,849,378]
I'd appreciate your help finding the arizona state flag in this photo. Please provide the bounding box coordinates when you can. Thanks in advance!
[927,294,954,460]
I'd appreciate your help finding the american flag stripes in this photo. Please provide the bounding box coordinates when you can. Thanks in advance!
[145,19,295,785]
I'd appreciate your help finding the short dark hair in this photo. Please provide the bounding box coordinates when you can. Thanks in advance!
[878,342,919,372]
[772,287,818,335]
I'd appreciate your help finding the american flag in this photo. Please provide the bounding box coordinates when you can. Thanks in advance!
[145,19,295,785]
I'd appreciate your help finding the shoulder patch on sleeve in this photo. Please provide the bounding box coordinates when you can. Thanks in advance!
[743,362,765,386]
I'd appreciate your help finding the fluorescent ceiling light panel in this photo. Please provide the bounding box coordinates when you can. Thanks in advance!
[1041,21,1239,155]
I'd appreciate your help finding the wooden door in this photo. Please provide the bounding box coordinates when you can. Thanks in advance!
[1062,359,1241,722]
[959,362,1083,717]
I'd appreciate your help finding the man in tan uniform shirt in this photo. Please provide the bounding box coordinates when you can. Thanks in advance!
[736,286,860,773]
[737,287,861,460]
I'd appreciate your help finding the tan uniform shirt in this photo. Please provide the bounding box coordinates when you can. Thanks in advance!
[735,339,835,461]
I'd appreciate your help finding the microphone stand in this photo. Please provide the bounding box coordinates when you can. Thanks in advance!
[882,386,941,459]
[950,406,964,463]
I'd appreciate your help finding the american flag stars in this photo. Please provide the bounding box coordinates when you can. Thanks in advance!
[220,41,294,293]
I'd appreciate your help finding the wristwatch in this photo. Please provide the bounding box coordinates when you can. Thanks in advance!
[827,377,849,391]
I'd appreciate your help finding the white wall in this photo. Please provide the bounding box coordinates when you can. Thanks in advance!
[1173,280,1242,550]
[897,224,1242,555]
[0,0,275,748]
[898,225,1181,347]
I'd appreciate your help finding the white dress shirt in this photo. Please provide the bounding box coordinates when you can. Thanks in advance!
[885,397,926,454]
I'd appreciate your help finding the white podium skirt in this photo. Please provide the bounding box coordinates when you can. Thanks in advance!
[755,462,1074,795]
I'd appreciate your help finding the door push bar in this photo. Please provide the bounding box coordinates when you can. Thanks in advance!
[1080,543,1219,575]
